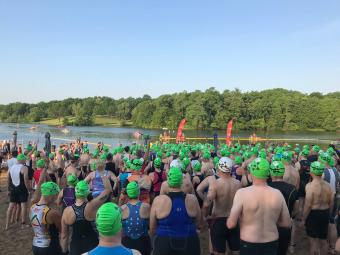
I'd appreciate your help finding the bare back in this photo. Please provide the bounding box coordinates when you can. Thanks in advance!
[283,165,300,189]
[236,186,289,243]
[306,179,333,210]
[211,177,241,217]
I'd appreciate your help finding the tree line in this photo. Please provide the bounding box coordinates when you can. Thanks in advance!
[0,88,339,131]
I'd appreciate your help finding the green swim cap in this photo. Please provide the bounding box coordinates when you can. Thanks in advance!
[167,167,183,188]
[312,145,320,153]
[166,151,171,157]
[41,182,60,196]
[213,156,220,166]
[93,150,99,158]
[67,174,78,187]
[182,157,190,168]
[259,150,267,159]
[301,149,310,156]
[220,148,230,157]
[126,181,140,199]
[203,151,211,159]
[294,147,300,154]
[179,152,186,160]
[193,161,202,172]
[26,144,33,151]
[96,202,122,237]
[327,147,335,156]
[100,153,107,161]
[243,151,251,160]
[36,159,45,168]
[281,151,292,162]
[154,157,162,168]
[251,147,258,155]
[49,153,55,159]
[83,147,89,154]
[270,161,285,177]
[103,145,109,152]
[156,151,163,158]
[132,159,143,171]
[34,151,40,157]
[75,180,90,198]
[267,146,273,153]
[310,161,325,176]
[117,146,124,153]
[235,156,242,165]
[17,154,26,161]
[318,152,331,165]
[249,158,270,179]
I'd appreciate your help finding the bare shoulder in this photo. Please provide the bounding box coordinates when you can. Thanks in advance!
[132,249,142,255]
[141,202,151,210]
[186,193,198,202]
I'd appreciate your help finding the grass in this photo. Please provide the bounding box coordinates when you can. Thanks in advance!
[37,115,133,127]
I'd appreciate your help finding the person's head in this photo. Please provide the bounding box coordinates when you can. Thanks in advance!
[49,152,55,160]
[40,181,60,204]
[217,157,233,175]
[17,154,26,164]
[281,151,292,164]
[36,159,45,169]
[124,146,130,153]
[270,161,285,180]
[106,153,113,162]
[96,159,106,171]
[301,148,310,158]
[312,145,321,155]
[96,202,122,239]
[167,167,183,189]
[234,156,243,166]
[154,157,162,170]
[10,149,18,158]
[70,154,79,165]
[318,152,331,167]
[249,158,270,181]
[193,161,202,173]
[310,161,325,178]
[67,174,78,187]
[132,158,143,172]
[202,151,211,162]
[126,181,140,200]
[75,180,90,199]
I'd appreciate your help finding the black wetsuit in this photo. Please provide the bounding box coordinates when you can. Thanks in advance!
[70,203,99,255]
[269,181,298,255]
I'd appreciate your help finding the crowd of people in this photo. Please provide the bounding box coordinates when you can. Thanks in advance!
[3,139,340,255]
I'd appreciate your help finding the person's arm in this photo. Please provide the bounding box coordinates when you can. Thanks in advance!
[60,209,70,253]
[149,196,159,236]
[196,177,209,201]
[227,190,243,229]
[203,178,216,217]
[84,172,93,183]
[22,166,30,192]
[302,184,313,224]
[85,176,111,220]
[46,209,62,232]
[277,195,292,228]
[56,189,64,207]
[160,181,169,195]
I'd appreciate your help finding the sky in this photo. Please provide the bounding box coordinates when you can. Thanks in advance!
[0,0,339,104]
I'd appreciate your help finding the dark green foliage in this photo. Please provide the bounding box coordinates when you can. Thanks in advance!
[0,89,339,131]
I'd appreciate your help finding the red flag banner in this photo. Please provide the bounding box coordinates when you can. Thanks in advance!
[176,119,187,143]
[226,120,233,145]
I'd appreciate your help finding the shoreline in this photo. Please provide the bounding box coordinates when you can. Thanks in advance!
[1,121,338,133]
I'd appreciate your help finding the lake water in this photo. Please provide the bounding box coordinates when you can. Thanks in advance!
[0,123,338,150]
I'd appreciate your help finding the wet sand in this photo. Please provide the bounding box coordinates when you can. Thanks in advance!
[0,169,309,255]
